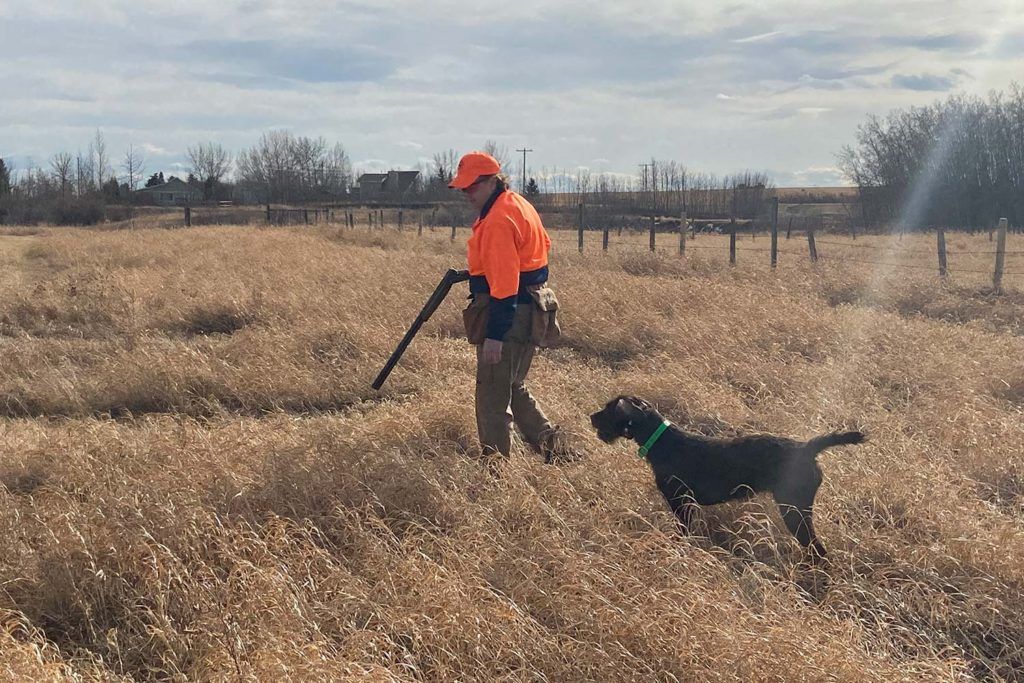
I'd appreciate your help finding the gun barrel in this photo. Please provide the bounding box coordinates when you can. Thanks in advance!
[371,268,469,390]
[371,318,425,390]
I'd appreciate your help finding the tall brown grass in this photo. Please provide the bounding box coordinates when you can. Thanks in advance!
[0,224,1022,681]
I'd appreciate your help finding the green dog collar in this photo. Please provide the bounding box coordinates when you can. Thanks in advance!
[638,420,671,459]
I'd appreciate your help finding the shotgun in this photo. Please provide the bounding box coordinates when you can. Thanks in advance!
[372,267,470,390]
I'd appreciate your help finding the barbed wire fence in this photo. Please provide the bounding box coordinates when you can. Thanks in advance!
[536,201,1021,291]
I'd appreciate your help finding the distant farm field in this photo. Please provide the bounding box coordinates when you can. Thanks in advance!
[775,186,860,201]
[0,223,1022,681]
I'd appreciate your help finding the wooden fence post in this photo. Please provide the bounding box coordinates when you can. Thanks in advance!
[786,217,793,239]
[807,229,818,262]
[679,210,687,257]
[994,218,1008,291]
[304,209,309,225]
[937,228,947,278]
[185,206,191,227]
[771,198,779,269]
[602,225,609,252]
[368,212,373,229]
[379,209,385,228]
[649,215,656,252]
[265,204,271,223]
[451,224,456,242]
[729,222,737,265]
[578,202,584,254]
[398,209,403,231]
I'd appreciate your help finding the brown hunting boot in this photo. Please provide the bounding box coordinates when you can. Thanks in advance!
[537,426,585,464]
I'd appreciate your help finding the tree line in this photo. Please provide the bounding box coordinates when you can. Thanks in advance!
[529,163,773,221]
[6,83,1024,228]
[1,131,778,225]
[839,83,1024,229]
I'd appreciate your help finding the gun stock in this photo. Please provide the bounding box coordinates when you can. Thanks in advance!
[372,268,470,390]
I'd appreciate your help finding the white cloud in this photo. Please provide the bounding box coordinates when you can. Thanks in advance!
[797,107,833,116]
[732,31,783,44]
[139,143,171,156]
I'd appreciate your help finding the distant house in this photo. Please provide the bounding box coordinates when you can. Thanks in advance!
[134,178,203,206]
[356,173,387,197]
[356,170,420,200]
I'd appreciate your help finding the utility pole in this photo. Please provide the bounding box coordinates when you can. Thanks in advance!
[639,162,654,215]
[639,163,651,191]
[650,157,658,214]
[516,147,533,193]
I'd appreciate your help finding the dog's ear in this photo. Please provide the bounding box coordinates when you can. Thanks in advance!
[614,396,647,423]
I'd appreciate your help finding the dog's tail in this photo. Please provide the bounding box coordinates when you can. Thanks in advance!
[805,430,866,456]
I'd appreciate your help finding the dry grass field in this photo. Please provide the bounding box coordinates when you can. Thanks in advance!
[1,221,1023,681]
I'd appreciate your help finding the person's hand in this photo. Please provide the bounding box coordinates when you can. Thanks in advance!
[482,338,503,364]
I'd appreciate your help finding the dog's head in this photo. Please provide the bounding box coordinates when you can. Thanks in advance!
[590,395,656,443]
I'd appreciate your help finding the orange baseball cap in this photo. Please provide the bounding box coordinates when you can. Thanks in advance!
[448,151,501,189]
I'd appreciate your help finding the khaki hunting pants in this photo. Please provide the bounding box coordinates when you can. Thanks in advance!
[475,302,552,457]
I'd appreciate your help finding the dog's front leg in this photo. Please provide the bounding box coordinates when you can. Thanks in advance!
[661,480,698,534]
[672,499,699,535]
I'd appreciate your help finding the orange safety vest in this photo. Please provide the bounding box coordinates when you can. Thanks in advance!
[466,190,551,299]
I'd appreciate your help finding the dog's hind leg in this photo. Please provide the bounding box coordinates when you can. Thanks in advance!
[774,487,827,561]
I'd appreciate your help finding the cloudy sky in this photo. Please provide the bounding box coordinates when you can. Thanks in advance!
[2,0,1023,186]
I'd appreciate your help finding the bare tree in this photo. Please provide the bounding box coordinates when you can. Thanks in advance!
[431,149,459,184]
[237,130,293,202]
[51,152,73,198]
[236,131,351,203]
[423,148,460,199]
[325,142,352,194]
[482,139,512,173]
[92,129,110,187]
[187,142,232,185]
[290,135,327,191]
[19,160,55,199]
[121,144,146,192]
